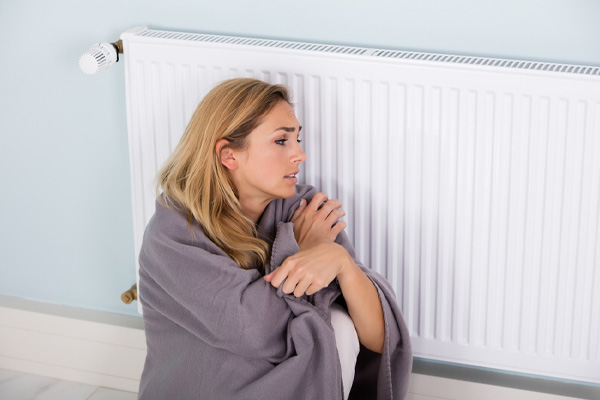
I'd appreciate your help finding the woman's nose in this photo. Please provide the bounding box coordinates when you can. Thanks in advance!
[293,143,306,164]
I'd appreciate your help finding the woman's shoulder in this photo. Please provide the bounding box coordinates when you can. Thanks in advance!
[294,183,318,199]
[285,183,318,205]
[268,184,319,223]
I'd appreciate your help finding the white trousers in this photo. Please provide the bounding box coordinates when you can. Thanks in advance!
[330,302,360,400]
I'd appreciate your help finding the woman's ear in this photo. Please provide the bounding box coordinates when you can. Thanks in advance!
[216,139,238,170]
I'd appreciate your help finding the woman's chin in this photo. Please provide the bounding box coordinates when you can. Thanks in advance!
[281,186,297,199]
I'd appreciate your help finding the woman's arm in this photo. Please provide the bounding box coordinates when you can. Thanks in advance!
[264,191,385,353]
[265,242,384,353]
[336,255,385,354]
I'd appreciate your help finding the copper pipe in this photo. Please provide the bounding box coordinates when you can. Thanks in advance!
[121,283,138,304]
[112,39,124,54]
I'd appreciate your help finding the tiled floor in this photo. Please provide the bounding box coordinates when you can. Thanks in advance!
[0,369,137,400]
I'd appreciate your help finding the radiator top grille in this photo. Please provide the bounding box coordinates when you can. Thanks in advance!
[135,28,600,76]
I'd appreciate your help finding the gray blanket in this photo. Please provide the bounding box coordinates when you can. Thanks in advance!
[138,184,412,399]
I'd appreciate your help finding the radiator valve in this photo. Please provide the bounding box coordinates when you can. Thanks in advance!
[79,40,123,75]
[121,283,138,304]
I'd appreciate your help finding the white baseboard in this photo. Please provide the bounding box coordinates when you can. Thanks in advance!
[407,374,581,400]
[0,299,588,399]
[0,301,146,393]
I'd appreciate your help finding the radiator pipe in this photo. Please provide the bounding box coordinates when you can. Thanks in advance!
[112,39,124,54]
[121,283,138,304]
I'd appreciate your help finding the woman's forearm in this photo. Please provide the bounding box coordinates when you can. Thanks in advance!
[337,255,385,354]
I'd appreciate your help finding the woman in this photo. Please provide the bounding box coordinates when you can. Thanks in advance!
[137,78,412,400]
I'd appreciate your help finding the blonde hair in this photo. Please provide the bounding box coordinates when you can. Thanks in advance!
[157,78,292,271]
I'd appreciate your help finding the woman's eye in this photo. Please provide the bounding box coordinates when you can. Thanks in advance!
[275,139,288,145]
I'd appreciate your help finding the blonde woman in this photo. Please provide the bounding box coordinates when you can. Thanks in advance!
[137,78,412,400]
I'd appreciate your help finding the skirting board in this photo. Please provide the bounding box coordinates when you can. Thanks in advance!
[0,298,591,399]
[407,374,586,400]
[0,298,146,393]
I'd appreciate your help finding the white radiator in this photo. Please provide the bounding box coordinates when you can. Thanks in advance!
[121,27,600,384]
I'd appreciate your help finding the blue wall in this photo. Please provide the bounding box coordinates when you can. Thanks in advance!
[1,0,599,317]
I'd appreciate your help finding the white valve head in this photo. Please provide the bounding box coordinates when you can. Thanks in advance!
[79,42,118,75]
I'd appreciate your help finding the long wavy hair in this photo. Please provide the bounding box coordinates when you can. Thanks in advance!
[157,78,292,270]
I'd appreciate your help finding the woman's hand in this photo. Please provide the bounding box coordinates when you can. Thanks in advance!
[264,243,354,297]
[290,192,347,251]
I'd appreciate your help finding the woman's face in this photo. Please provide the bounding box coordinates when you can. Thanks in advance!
[230,100,306,205]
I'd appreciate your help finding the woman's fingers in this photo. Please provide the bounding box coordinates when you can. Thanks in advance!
[305,283,322,296]
[263,270,274,282]
[316,198,342,217]
[290,198,307,223]
[265,244,348,297]
[280,264,326,297]
[308,195,344,227]
[310,192,329,212]
[292,276,313,297]
[266,266,287,288]
[292,192,347,250]
[267,262,311,297]
[331,220,347,238]
[266,256,298,288]
[325,208,345,225]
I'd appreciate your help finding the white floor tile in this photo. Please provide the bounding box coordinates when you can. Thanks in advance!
[0,369,136,400]
[33,381,98,400]
[0,369,97,400]
[0,368,22,382]
[87,387,137,400]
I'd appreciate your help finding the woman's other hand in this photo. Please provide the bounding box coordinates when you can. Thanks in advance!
[290,193,347,251]
[264,243,355,297]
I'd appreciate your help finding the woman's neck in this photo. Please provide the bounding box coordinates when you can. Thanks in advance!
[239,198,271,224]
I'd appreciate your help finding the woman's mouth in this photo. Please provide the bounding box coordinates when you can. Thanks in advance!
[285,172,299,182]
